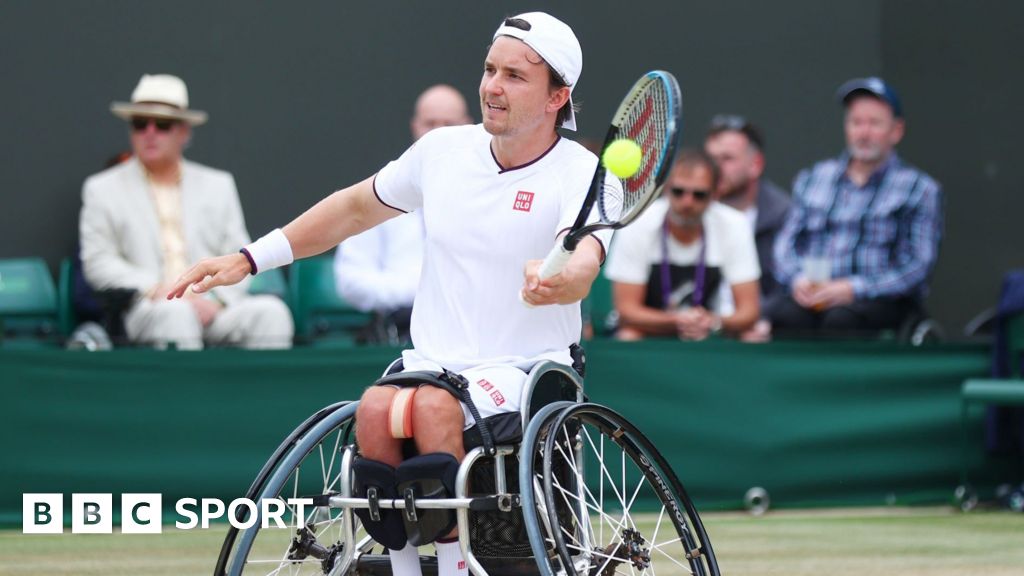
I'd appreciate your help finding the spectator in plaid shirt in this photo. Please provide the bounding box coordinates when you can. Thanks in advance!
[769,77,942,334]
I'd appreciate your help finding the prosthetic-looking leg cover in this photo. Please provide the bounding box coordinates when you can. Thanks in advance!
[351,458,407,550]
[395,453,459,546]
[388,386,417,439]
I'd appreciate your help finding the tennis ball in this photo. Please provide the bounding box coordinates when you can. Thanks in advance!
[602,139,643,179]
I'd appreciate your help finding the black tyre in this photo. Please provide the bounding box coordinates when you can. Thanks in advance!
[222,402,368,576]
[521,403,719,576]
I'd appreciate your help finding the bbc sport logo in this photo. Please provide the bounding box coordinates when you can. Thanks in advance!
[22,493,313,534]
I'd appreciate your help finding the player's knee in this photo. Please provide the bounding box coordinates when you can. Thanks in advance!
[412,386,460,420]
[357,387,397,427]
[383,385,459,440]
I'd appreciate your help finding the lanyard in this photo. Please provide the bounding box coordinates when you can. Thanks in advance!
[660,217,706,310]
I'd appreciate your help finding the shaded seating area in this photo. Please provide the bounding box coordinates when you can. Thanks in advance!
[0,253,991,351]
[0,258,58,347]
[288,255,372,347]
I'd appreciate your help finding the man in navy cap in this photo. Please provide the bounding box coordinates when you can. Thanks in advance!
[768,77,943,335]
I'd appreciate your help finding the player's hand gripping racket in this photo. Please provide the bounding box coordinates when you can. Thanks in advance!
[523,70,682,305]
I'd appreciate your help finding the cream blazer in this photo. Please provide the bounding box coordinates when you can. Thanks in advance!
[79,157,253,305]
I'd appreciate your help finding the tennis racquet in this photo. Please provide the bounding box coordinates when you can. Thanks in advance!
[536,70,682,282]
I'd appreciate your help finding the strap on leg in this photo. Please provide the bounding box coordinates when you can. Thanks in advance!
[388,387,417,439]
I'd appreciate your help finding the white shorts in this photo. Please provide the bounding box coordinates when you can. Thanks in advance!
[397,357,528,430]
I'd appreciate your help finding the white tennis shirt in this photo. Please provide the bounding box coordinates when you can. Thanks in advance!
[374,124,617,371]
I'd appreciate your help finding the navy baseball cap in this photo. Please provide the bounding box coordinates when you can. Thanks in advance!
[836,77,903,118]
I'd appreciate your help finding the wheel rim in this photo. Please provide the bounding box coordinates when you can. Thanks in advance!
[536,404,718,576]
[229,404,371,576]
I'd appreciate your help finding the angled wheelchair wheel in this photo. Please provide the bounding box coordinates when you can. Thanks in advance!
[521,403,720,576]
[220,402,370,576]
[215,401,353,575]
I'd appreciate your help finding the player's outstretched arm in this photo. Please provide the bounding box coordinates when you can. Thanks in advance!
[167,176,400,299]
[522,236,602,306]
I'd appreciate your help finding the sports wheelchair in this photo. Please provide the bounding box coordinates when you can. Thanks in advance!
[214,359,720,576]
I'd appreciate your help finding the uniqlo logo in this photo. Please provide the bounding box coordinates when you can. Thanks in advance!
[458,561,466,570]
[476,378,494,391]
[513,191,534,212]
[489,390,505,406]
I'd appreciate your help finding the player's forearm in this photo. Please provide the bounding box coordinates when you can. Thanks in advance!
[283,177,395,259]
[563,239,602,303]
[172,180,395,297]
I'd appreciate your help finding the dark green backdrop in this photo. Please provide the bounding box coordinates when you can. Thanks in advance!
[1,0,1022,334]
[1,340,1013,525]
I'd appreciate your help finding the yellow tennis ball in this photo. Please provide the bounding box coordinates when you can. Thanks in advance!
[602,139,643,179]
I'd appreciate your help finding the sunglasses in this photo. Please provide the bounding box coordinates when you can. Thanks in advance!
[130,117,179,132]
[669,187,711,201]
[708,113,764,150]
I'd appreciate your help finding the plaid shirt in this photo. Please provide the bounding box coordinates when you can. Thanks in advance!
[773,152,942,299]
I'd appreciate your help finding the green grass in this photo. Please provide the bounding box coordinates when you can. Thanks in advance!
[1,508,1021,575]
[708,508,1024,576]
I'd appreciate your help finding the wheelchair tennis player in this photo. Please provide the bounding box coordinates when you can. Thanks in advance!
[169,12,617,576]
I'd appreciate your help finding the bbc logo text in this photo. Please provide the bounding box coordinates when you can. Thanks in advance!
[23,493,314,534]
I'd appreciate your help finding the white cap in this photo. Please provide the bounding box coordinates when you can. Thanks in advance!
[493,12,582,131]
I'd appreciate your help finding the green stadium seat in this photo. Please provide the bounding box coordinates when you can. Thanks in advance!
[959,313,1024,503]
[0,258,59,346]
[287,254,372,347]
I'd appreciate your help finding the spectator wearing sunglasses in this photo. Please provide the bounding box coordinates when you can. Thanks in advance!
[79,74,293,349]
[770,77,942,335]
[604,149,761,341]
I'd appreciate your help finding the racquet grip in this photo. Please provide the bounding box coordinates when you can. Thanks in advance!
[538,243,574,280]
[519,243,574,308]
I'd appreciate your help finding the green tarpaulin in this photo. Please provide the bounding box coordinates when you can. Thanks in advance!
[0,340,1011,525]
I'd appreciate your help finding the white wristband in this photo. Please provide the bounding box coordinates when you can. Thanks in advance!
[244,228,294,274]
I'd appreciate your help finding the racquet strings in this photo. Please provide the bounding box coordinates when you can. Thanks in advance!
[598,78,674,225]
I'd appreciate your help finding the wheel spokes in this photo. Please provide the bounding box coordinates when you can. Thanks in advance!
[242,428,355,574]
[536,408,714,576]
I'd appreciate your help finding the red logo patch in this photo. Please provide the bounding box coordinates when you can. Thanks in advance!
[476,378,494,391]
[458,561,466,570]
[489,390,506,406]
[513,191,534,212]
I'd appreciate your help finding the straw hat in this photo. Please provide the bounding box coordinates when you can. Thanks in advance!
[110,74,208,125]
